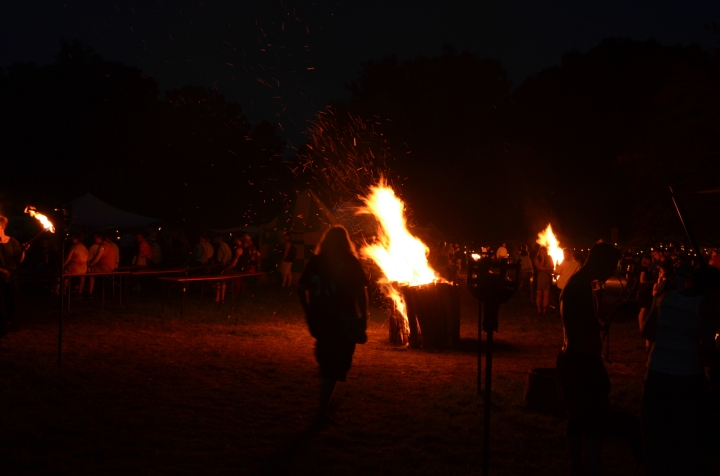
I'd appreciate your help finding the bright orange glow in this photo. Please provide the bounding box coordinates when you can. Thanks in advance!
[24,207,55,233]
[537,224,563,267]
[358,180,441,325]
[471,253,481,260]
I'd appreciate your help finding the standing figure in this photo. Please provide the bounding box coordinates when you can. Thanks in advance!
[496,242,509,259]
[0,216,28,336]
[517,245,533,296]
[280,232,295,287]
[635,255,654,350]
[709,250,720,269]
[119,230,136,266]
[58,233,88,296]
[87,233,118,297]
[557,243,620,476]
[641,266,720,476]
[147,232,163,266]
[214,236,232,268]
[534,246,555,314]
[555,249,582,294]
[297,225,369,426]
[134,232,151,267]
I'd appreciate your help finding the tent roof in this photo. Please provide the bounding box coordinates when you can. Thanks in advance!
[65,193,159,228]
[209,225,261,235]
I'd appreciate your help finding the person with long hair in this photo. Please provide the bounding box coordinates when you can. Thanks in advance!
[297,225,369,426]
[636,254,654,350]
[556,242,621,476]
[534,246,555,314]
[641,265,720,475]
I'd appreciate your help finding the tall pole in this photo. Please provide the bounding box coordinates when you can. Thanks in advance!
[58,237,64,366]
[482,301,499,476]
[477,304,483,394]
[669,186,705,265]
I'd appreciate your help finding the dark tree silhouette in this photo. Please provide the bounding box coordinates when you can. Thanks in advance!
[0,40,291,228]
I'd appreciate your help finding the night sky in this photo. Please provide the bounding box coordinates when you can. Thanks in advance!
[3,0,718,145]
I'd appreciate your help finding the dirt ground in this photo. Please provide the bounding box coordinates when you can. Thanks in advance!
[0,279,714,475]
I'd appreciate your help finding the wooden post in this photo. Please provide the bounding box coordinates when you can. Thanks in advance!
[58,240,64,367]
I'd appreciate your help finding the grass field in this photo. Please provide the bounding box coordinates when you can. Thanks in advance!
[0,278,713,475]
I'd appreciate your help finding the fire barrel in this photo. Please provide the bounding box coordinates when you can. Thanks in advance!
[401,283,461,350]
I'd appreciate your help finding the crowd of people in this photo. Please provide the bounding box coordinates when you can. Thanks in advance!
[4,211,720,473]
[0,213,270,305]
[426,238,720,474]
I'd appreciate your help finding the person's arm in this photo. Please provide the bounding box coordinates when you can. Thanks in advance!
[229,247,242,268]
[19,242,28,264]
[63,248,74,267]
[89,246,105,267]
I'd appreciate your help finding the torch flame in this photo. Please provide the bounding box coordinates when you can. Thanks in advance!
[536,224,563,267]
[24,206,55,233]
[358,181,441,324]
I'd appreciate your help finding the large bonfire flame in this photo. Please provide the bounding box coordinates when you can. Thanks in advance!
[24,206,55,233]
[358,180,441,325]
[537,224,563,266]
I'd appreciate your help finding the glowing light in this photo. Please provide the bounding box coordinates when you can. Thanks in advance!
[471,253,481,260]
[24,207,55,233]
[536,224,563,267]
[358,180,441,325]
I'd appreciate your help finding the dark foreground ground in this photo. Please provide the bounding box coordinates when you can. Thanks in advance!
[0,278,716,475]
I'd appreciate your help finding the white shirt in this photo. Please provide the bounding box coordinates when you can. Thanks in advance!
[555,259,582,290]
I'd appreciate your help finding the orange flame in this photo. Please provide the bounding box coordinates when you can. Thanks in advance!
[24,207,55,233]
[358,181,441,324]
[536,224,563,267]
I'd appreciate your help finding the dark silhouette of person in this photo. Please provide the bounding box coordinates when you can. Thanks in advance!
[297,225,369,426]
[0,216,29,336]
[641,265,720,476]
[556,242,621,476]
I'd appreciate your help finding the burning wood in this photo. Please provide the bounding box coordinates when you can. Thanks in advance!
[357,180,450,347]
[536,224,563,266]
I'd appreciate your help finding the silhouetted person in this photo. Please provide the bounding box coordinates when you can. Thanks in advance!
[57,233,88,296]
[119,231,136,266]
[297,225,369,427]
[534,246,554,314]
[212,236,232,303]
[636,254,654,351]
[496,242,509,259]
[134,232,151,266]
[87,233,118,297]
[710,250,720,269]
[555,248,582,292]
[0,216,28,336]
[517,245,533,295]
[641,266,720,476]
[557,242,620,476]
[280,232,295,287]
